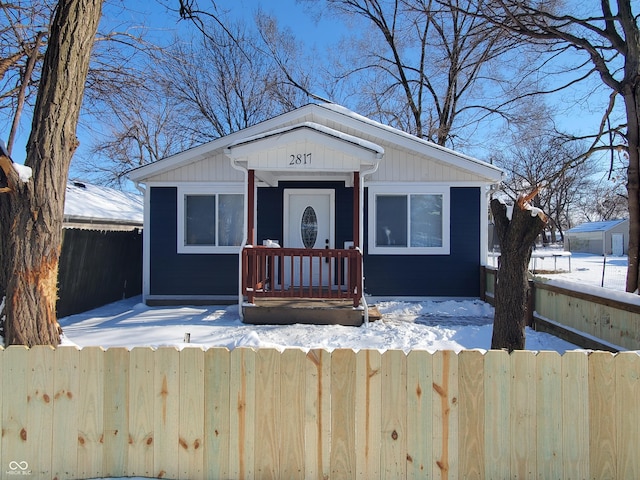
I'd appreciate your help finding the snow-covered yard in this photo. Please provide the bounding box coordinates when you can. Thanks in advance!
[55,252,627,354]
[1,252,632,480]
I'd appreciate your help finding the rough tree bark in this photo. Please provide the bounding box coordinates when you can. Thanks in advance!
[491,191,547,352]
[0,0,103,346]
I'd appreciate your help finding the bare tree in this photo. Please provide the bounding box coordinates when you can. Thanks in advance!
[474,0,640,292]
[81,14,312,185]
[0,1,51,154]
[574,173,628,223]
[491,191,547,351]
[303,0,537,147]
[2,1,173,170]
[78,89,184,188]
[495,134,596,243]
[0,0,103,346]
[161,23,307,138]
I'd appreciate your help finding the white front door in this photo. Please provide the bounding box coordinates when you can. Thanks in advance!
[284,189,335,288]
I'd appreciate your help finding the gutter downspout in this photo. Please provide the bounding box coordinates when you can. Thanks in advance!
[359,156,381,326]
[135,182,150,303]
[228,151,249,320]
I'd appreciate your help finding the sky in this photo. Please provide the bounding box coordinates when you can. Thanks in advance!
[4,0,621,185]
[7,0,341,166]
[106,0,343,58]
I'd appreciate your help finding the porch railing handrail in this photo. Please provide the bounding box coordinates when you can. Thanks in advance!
[242,246,363,307]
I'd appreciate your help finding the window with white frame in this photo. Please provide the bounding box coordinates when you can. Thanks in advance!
[368,185,450,255]
[177,185,244,253]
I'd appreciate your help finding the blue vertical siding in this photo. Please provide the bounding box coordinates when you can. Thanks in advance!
[363,187,481,297]
[149,187,238,296]
[148,185,482,298]
[256,181,354,286]
[256,181,354,249]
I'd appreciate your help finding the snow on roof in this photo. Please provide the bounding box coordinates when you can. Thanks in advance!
[64,181,143,225]
[566,219,627,234]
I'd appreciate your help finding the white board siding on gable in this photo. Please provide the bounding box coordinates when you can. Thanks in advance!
[143,131,483,184]
[245,139,363,172]
[314,116,481,182]
[144,151,244,183]
[146,144,478,183]
[371,147,479,183]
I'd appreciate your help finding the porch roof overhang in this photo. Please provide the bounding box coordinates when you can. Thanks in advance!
[224,122,383,186]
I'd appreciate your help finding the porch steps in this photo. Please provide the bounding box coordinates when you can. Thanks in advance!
[242,299,382,327]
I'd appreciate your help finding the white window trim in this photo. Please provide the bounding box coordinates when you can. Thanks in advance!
[177,184,244,254]
[368,184,450,255]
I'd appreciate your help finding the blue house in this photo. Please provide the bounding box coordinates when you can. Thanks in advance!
[128,103,503,324]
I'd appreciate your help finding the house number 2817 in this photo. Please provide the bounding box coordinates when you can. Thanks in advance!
[289,153,311,165]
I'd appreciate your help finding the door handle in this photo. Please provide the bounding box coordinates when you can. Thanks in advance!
[325,239,329,263]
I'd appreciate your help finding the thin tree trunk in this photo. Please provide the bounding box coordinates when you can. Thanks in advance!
[7,31,45,154]
[0,0,103,346]
[491,194,547,351]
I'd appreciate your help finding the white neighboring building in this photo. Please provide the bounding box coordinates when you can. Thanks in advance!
[565,219,629,256]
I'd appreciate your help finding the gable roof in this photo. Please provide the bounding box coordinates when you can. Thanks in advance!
[566,219,628,234]
[128,103,503,183]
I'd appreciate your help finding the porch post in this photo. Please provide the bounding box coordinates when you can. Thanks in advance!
[353,171,360,248]
[248,169,255,245]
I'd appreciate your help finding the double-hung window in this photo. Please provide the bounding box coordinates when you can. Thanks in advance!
[368,185,450,255]
[177,185,244,253]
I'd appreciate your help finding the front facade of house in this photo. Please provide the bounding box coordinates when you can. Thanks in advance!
[128,104,503,313]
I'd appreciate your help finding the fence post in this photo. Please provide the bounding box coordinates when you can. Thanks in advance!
[526,279,535,327]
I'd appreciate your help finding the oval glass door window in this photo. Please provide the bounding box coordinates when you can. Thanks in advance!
[301,206,318,248]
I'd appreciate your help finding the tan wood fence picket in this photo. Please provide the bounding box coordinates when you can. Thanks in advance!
[1,346,639,479]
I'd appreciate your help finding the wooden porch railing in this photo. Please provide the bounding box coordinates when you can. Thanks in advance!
[242,246,363,307]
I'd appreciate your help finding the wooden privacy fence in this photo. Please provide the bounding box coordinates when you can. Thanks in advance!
[1,346,640,480]
[57,228,143,318]
[482,266,640,351]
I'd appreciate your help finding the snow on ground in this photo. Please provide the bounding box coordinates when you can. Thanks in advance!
[56,251,626,354]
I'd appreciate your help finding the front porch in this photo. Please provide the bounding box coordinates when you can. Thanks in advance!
[241,245,367,326]
[225,121,383,325]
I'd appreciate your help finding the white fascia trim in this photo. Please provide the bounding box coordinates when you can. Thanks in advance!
[480,185,490,266]
[227,121,384,157]
[366,180,488,187]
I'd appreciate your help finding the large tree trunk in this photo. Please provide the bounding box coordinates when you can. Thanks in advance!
[491,194,547,352]
[0,0,103,346]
